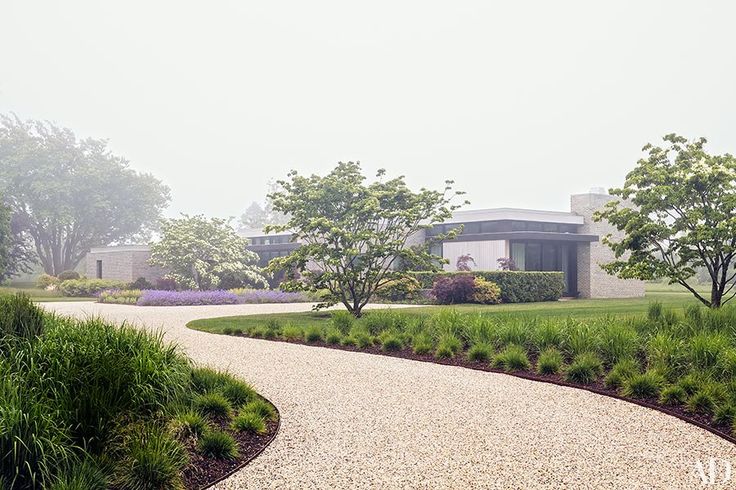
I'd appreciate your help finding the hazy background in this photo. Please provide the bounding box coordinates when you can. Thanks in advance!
[1,1,734,218]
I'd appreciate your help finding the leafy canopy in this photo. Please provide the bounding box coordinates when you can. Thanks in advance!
[266,161,466,316]
[150,214,267,290]
[595,134,736,307]
[0,114,170,275]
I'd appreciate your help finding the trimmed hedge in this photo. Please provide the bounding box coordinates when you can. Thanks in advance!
[410,271,564,303]
[58,278,127,297]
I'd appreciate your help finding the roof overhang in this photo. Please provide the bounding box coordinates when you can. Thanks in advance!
[447,231,598,243]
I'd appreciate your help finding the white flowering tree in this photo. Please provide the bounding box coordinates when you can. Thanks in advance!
[596,134,736,308]
[150,215,267,290]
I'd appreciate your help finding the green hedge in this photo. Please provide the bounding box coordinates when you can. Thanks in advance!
[58,278,127,297]
[410,271,565,303]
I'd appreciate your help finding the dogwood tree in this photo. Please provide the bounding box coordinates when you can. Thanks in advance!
[266,161,466,316]
[596,134,736,308]
[150,215,267,290]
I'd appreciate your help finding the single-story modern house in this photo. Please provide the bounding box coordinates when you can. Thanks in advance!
[84,190,644,298]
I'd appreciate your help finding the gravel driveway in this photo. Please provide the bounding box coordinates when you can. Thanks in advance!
[44,302,736,489]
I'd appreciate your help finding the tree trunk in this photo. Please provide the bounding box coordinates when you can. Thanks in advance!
[711,284,723,308]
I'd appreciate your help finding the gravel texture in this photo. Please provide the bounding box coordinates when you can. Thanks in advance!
[45,302,736,489]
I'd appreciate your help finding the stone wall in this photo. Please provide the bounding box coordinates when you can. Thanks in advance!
[571,192,645,299]
[85,247,166,283]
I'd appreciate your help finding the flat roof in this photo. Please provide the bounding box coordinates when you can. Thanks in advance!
[89,245,151,253]
[446,208,584,225]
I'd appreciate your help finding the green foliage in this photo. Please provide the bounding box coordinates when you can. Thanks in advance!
[221,379,257,406]
[598,321,638,365]
[324,329,343,345]
[193,392,233,419]
[646,332,683,378]
[532,321,563,351]
[466,342,493,362]
[380,332,403,352]
[56,270,80,281]
[621,370,665,399]
[98,289,142,305]
[687,388,718,415]
[659,385,687,406]
[149,215,267,291]
[304,325,323,343]
[0,115,170,275]
[491,344,530,371]
[411,271,565,303]
[565,352,603,384]
[115,424,188,490]
[647,302,663,322]
[0,293,44,341]
[563,320,598,357]
[375,276,422,302]
[689,332,730,370]
[604,358,640,389]
[231,411,266,434]
[36,274,60,289]
[471,277,502,304]
[434,334,462,359]
[265,161,466,316]
[197,430,238,460]
[411,332,434,355]
[713,403,736,426]
[241,399,277,422]
[536,348,563,375]
[58,279,127,297]
[331,311,354,335]
[190,367,232,395]
[47,458,107,490]
[281,324,304,341]
[170,410,208,439]
[595,134,736,308]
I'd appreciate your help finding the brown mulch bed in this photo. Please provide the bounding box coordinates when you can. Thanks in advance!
[181,399,280,490]
[235,333,736,446]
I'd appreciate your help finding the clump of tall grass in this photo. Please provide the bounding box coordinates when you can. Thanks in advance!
[114,424,188,490]
[536,348,563,375]
[198,430,238,460]
[466,342,493,362]
[565,352,603,384]
[491,344,530,372]
[597,320,638,365]
[604,358,640,389]
[331,311,354,334]
[435,334,462,359]
[620,370,665,399]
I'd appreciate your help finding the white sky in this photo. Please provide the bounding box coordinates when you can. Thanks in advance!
[1,1,734,218]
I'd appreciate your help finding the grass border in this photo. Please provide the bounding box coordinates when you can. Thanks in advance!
[190,327,736,448]
[194,395,281,490]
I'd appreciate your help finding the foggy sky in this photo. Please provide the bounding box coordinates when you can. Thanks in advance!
[1,1,734,219]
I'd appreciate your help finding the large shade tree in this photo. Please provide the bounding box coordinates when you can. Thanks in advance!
[0,115,170,275]
[150,215,267,290]
[596,134,736,308]
[267,161,466,316]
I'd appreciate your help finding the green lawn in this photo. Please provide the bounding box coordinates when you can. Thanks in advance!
[0,284,94,302]
[188,286,708,334]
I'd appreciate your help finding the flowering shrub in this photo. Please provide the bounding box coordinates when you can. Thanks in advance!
[137,290,240,306]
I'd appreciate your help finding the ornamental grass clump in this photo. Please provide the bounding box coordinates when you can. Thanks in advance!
[491,344,530,371]
[281,324,304,341]
[536,347,563,375]
[115,424,188,490]
[434,334,462,359]
[304,325,323,343]
[221,378,257,406]
[565,352,603,384]
[380,333,403,352]
[198,430,238,460]
[231,411,267,434]
[659,385,687,406]
[620,370,665,399]
[466,342,493,363]
[241,398,277,422]
[604,358,640,389]
[193,392,233,419]
[170,410,208,438]
[411,332,434,355]
[324,328,343,345]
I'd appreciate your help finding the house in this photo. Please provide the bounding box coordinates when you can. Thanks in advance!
[83,190,644,298]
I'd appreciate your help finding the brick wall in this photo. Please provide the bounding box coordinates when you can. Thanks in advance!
[571,193,645,299]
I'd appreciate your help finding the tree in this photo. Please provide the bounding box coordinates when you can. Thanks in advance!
[266,161,466,316]
[0,202,11,279]
[0,115,171,275]
[150,215,267,290]
[237,181,289,230]
[456,254,476,271]
[0,203,35,282]
[595,134,736,308]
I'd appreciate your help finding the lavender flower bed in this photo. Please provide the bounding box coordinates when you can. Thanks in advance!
[238,289,311,304]
[137,290,240,306]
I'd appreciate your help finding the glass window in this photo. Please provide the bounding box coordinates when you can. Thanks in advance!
[541,243,558,271]
[525,243,542,270]
[527,222,543,231]
[511,242,526,270]
[464,222,480,234]
[480,221,502,233]
[543,223,559,232]
[511,221,526,231]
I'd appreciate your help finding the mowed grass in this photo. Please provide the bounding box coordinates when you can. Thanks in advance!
[0,284,94,302]
[188,284,707,334]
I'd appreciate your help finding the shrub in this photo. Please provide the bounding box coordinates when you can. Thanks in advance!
[659,385,687,406]
[137,290,240,306]
[232,411,266,434]
[536,347,563,375]
[36,273,59,289]
[621,370,664,399]
[331,311,354,335]
[241,398,277,421]
[435,334,462,359]
[412,271,564,303]
[324,329,343,345]
[155,278,177,290]
[565,352,603,384]
[471,278,502,304]
[604,358,639,389]
[431,275,476,304]
[57,270,81,281]
[466,342,493,362]
[170,410,208,438]
[491,344,530,371]
[375,276,421,302]
[115,425,188,490]
[98,289,142,305]
[304,326,323,343]
[58,278,127,297]
[198,430,238,459]
[281,324,304,341]
[193,392,233,419]
[129,277,154,290]
[412,332,434,355]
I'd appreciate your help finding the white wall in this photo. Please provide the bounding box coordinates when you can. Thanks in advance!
[442,240,506,271]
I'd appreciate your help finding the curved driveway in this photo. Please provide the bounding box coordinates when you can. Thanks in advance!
[45,302,736,489]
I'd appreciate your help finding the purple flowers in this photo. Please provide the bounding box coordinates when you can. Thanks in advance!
[133,289,312,306]
[137,290,240,306]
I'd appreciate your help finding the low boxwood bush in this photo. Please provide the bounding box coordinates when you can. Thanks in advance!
[198,430,238,460]
[565,352,603,384]
[536,347,563,375]
[412,271,564,303]
[491,344,530,371]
